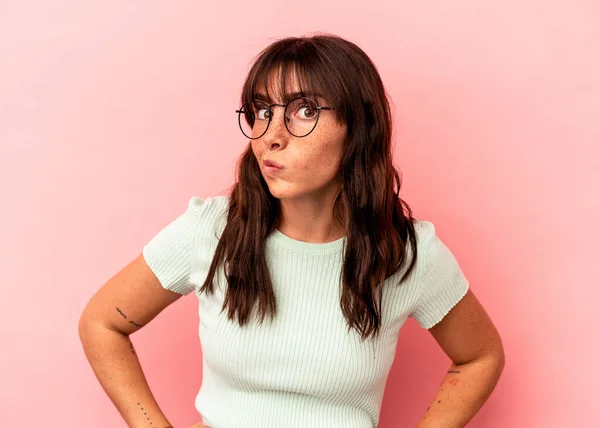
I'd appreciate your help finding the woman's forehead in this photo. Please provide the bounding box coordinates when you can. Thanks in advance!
[253,83,327,105]
[253,67,325,104]
[254,79,302,103]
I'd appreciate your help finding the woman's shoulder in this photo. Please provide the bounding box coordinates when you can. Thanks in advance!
[186,194,229,208]
[183,194,230,216]
[413,218,436,248]
[183,194,230,235]
[412,218,465,274]
[410,218,455,267]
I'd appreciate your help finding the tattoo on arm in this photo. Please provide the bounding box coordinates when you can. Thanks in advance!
[136,402,173,427]
[447,369,460,385]
[137,402,153,426]
[115,307,145,328]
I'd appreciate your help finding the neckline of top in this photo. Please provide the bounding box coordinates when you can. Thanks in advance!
[268,228,347,255]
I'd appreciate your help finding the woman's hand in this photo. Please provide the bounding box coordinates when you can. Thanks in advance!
[186,423,212,428]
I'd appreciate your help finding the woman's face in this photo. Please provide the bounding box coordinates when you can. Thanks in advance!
[250,74,348,202]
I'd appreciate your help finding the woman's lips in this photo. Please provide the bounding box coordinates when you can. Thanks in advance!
[264,159,283,168]
[263,159,284,175]
[263,165,283,175]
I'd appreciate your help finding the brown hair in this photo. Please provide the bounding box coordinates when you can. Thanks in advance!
[200,33,418,341]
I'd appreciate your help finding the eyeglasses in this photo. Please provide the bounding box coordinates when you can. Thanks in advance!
[236,96,335,139]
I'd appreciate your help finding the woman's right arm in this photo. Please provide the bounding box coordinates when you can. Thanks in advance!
[78,253,184,428]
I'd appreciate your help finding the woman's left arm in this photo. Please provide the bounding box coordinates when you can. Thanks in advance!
[416,289,505,428]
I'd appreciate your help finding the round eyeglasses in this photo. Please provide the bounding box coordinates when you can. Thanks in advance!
[236,96,335,139]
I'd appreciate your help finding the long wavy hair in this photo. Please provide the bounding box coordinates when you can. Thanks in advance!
[200,33,418,341]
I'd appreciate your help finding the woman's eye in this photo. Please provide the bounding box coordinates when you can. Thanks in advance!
[297,106,316,120]
[256,108,270,120]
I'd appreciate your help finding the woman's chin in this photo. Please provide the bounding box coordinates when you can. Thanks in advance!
[266,186,295,200]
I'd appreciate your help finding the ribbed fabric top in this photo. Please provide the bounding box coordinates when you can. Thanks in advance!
[142,196,469,428]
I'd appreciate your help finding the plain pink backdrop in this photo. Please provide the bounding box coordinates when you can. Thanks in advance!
[1,1,598,427]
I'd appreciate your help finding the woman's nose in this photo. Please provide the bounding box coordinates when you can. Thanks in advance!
[262,107,288,146]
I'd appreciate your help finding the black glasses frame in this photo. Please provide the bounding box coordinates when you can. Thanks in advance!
[235,96,336,139]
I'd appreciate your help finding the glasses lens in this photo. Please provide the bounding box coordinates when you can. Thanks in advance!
[284,97,319,137]
[239,101,270,139]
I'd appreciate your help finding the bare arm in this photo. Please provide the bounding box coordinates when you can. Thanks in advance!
[416,290,505,427]
[78,253,184,428]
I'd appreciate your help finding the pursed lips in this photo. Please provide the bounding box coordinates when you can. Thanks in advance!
[263,159,284,175]
[263,159,284,169]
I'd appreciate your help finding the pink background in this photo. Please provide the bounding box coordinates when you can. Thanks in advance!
[1,1,598,427]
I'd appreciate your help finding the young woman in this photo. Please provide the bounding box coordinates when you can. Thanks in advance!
[79,34,504,428]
